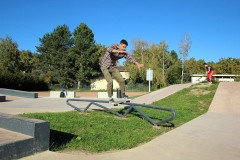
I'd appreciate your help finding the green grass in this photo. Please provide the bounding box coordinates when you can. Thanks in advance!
[19,82,218,153]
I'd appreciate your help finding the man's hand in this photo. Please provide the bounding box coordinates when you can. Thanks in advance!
[119,50,128,54]
[135,62,144,70]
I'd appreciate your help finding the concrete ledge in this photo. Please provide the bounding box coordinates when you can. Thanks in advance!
[0,112,50,159]
[0,88,38,98]
[191,76,207,83]
[0,139,34,160]
[50,91,75,98]
[0,96,6,102]
[191,74,240,83]
[218,78,234,82]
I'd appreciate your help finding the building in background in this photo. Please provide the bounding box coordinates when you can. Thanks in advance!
[91,66,130,90]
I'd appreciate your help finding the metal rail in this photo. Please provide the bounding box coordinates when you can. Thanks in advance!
[66,98,176,126]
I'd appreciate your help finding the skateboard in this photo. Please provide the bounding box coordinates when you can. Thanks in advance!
[109,98,131,106]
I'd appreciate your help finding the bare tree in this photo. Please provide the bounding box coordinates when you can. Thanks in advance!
[179,33,191,83]
[132,39,148,63]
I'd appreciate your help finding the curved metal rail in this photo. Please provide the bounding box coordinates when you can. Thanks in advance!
[66,98,176,126]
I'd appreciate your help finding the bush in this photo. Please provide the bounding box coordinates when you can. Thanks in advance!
[0,72,49,91]
[126,83,148,92]
[235,77,240,82]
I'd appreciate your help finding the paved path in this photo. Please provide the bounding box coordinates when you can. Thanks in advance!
[2,82,240,160]
[132,83,192,104]
[0,83,191,115]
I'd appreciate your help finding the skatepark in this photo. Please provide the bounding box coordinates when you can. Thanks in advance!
[1,82,240,160]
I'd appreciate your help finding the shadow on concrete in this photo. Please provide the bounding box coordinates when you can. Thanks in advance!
[1,100,14,102]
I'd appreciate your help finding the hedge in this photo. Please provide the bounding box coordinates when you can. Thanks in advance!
[0,73,49,91]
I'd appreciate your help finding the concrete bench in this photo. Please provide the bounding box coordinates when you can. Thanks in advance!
[218,78,234,82]
[0,96,6,102]
[98,92,118,98]
[0,112,50,159]
[0,88,38,98]
[50,91,75,98]
[191,74,240,83]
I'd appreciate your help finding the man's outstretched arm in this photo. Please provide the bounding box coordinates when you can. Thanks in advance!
[135,62,144,69]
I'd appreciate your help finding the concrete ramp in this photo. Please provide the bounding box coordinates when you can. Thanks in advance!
[209,82,240,114]
[20,82,240,160]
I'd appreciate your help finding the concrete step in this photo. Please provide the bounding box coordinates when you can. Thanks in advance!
[0,112,50,159]
[0,88,38,98]
[0,128,34,160]
[0,96,6,102]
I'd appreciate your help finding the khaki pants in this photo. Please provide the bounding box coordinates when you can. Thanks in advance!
[101,67,125,98]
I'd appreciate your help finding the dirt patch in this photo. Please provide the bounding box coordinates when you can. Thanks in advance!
[37,92,50,97]
[75,92,98,98]
[190,83,212,96]
[198,100,209,109]
[192,83,212,89]
[190,89,211,96]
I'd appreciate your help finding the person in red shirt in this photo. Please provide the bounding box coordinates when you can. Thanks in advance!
[204,63,215,82]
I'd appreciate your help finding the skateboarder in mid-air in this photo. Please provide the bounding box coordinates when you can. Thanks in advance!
[100,39,144,102]
[204,63,215,83]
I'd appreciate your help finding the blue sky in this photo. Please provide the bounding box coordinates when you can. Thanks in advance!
[1,0,240,64]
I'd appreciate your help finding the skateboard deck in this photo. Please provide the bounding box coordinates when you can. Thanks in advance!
[110,98,131,106]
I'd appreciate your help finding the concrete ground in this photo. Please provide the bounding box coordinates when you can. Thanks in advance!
[1,82,240,160]
[0,128,32,145]
[0,83,191,115]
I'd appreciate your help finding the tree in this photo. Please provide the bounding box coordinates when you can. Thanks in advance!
[170,50,178,61]
[30,53,46,81]
[72,22,101,88]
[166,50,182,84]
[179,33,191,83]
[126,40,173,88]
[184,58,205,82]
[147,42,169,87]
[0,37,20,74]
[216,58,240,74]
[19,50,34,73]
[132,39,149,64]
[125,39,148,85]
[36,24,74,87]
[166,60,182,84]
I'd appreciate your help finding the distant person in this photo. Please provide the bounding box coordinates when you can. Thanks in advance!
[60,88,67,98]
[100,39,144,101]
[204,63,215,83]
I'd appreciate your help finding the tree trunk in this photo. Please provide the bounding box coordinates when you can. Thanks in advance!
[77,81,80,89]
[181,61,184,84]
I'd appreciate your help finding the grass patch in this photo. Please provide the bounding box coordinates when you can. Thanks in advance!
[19,82,218,153]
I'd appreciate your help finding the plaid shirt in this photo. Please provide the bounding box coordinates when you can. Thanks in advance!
[100,44,137,69]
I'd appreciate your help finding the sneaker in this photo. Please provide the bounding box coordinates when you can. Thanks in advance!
[121,93,129,99]
[109,98,114,103]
